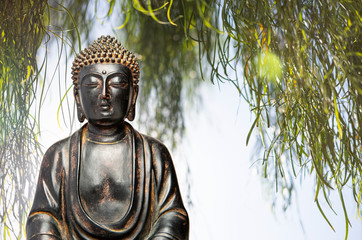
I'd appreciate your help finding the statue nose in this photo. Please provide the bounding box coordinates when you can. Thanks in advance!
[100,81,110,99]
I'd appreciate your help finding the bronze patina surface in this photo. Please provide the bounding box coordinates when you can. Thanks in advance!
[26,36,189,240]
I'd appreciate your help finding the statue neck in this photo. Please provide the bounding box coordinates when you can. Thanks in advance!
[86,122,127,143]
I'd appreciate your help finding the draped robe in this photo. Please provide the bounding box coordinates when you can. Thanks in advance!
[26,123,189,240]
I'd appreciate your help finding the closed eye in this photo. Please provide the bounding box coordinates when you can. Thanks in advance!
[109,76,129,88]
[82,75,101,87]
[109,81,128,88]
[83,83,99,87]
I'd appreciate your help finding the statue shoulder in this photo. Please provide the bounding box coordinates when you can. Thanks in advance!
[139,133,171,158]
[40,126,82,174]
[44,137,70,156]
[43,126,83,158]
[137,133,177,181]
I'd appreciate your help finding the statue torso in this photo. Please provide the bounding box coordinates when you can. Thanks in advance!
[79,131,133,224]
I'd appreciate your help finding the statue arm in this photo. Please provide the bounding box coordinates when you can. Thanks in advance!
[148,142,189,240]
[26,143,65,240]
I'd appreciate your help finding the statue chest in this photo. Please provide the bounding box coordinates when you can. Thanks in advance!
[79,139,133,224]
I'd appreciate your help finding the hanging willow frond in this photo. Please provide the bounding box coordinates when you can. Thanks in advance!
[212,1,361,237]
[0,0,46,238]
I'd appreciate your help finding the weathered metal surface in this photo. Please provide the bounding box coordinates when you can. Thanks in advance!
[26,36,189,240]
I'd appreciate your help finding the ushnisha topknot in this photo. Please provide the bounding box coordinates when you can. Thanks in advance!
[71,35,140,88]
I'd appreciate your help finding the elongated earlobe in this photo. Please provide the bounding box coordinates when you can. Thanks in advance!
[126,105,135,121]
[74,88,85,123]
[126,85,138,121]
[77,106,85,122]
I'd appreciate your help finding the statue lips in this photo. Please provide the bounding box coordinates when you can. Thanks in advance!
[100,105,110,111]
[98,100,113,114]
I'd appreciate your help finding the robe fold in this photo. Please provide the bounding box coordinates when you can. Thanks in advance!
[26,123,189,240]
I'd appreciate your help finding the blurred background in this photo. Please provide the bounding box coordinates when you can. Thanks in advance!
[1,0,361,239]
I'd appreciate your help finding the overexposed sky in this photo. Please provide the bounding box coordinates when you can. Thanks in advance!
[176,82,362,240]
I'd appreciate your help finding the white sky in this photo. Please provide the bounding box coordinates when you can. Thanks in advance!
[176,82,362,240]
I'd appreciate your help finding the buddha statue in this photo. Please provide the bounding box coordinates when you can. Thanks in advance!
[26,36,189,240]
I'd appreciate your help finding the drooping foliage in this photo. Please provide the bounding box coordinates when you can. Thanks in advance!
[0,0,361,239]
[221,2,362,235]
[0,0,47,238]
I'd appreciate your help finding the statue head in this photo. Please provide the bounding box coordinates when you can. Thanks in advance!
[71,36,139,124]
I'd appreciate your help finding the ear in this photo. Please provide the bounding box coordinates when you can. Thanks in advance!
[74,87,85,123]
[126,85,139,121]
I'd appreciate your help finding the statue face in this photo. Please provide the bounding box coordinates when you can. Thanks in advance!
[77,64,133,126]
